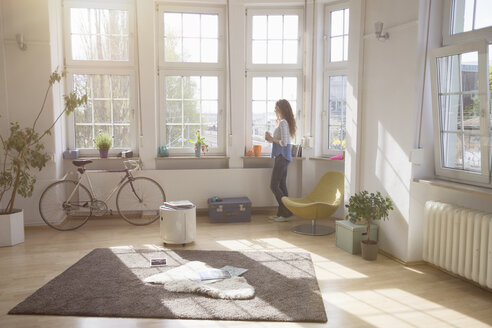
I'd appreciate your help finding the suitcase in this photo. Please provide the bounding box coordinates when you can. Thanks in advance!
[208,197,252,223]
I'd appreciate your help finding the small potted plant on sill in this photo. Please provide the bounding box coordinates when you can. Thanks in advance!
[187,129,208,157]
[0,69,87,246]
[95,132,113,158]
[345,190,393,261]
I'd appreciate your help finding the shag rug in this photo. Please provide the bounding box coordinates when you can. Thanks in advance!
[9,248,327,322]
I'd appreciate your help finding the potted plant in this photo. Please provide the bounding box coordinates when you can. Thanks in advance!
[187,129,208,157]
[95,132,113,158]
[0,69,87,246]
[345,190,393,261]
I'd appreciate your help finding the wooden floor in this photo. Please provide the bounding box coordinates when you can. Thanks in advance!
[1,215,492,328]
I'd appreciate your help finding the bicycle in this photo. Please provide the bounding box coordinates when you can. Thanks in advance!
[39,159,166,231]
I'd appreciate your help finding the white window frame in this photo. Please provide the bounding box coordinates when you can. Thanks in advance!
[245,7,304,154]
[159,71,226,155]
[157,4,226,156]
[63,0,136,67]
[322,70,348,157]
[246,71,303,155]
[443,0,492,46]
[63,0,138,156]
[430,40,490,184]
[322,3,350,157]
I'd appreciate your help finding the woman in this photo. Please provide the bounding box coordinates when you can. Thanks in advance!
[265,99,296,222]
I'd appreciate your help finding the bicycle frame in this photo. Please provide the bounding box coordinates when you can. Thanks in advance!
[65,165,140,208]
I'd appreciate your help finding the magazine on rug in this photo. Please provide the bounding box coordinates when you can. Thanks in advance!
[221,265,248,276]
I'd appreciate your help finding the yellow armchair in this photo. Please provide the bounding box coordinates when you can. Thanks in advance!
[282,171,344,235]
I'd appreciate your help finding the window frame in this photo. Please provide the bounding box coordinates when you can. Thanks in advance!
[246,71,303,155]
[245,7,304,155]
[157,5,226,71]
[157,4,226,156]
[63,0,136,67]
[442,0,492,46]
[159,70,226,155]
[63,0,138,156]
[65,68,138,157]
[430,40,490,184]
[322,2,350,157]
[322,70,348,157]
[246,7,304,71]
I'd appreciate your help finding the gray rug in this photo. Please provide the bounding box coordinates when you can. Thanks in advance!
[9,248,327,322]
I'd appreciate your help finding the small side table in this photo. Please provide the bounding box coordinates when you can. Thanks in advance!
[336,220,378,254]
[160,204,196,246]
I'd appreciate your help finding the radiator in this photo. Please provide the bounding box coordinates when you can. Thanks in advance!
[423,201,492,288]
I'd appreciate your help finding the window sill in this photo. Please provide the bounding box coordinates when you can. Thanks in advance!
[155,155,229,160]
[413,178,492,196]
[65,156,140,161]
[310,156,344,162]
[241,156,306,160]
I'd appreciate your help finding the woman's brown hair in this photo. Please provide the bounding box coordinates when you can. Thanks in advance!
[276,99,297,138]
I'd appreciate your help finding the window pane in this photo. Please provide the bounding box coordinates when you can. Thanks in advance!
[461,52,478,92]
[184,100,200,123]
[283,40,298,64]
[164,12,218,63]
[252,40,267,63]
[475,0,492,29]
[183,14,200,37]
[201,39,218,62]
[252,15,267,39]
[464,135,482,172]
[267,77,282,100]
[166,125,182,147]
[328,76,347,150]
[164,37,182,62]
[438,54,460,94]
[252,77,267,100]
[113,125,130,148]
[252,101,267,125]
[70,8,129,61]
[203,125,218,148]
[202,76,218,99]
[283,77,297,99]
[183,38,200,62]
[344,9,350,34]
[166,100,182,123]
[164,13,182,37]
[283,15,298,39]
[331,36,344,62]
[267,40,282,64]
[268,15,283,39]
[201,15,218,38]
[439,94,462,131]
[331,10,344,36]
[441,132,464,169]
[72,74,132,149]
[343,36,349,61]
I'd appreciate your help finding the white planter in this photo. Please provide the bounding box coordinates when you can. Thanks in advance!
[0,209,25,247]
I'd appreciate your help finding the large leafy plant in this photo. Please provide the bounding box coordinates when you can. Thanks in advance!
[0,69,87,214]
[345,190,393,242]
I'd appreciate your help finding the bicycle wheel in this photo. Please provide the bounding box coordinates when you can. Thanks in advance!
[116,177,166,225]
[39,180,93,231]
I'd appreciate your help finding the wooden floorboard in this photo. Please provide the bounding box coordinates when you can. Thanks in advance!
[1,215,491,328]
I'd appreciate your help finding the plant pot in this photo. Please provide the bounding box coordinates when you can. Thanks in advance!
[361,240,378,260]
[195,147,201,157]
[0,209,24,247]
[99,150,109,158]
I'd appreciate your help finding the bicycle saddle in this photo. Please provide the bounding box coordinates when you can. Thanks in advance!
[72,160,93,167]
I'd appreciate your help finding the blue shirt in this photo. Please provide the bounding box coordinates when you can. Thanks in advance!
[271,119,292,162]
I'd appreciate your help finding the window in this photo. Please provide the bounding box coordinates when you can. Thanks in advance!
[322,4,349,156]
[431,41,490,184]
[451,0,492,34]
[64,0,137,155]
[246,8,303,154]
[158,6,225,155]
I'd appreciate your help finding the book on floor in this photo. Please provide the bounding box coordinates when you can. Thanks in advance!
[198,269,231,281]
[220,265,248,276]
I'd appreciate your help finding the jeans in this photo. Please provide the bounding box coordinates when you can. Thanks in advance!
[270,155,292,217]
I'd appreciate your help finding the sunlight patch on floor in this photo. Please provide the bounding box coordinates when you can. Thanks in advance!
[326,288,487,328]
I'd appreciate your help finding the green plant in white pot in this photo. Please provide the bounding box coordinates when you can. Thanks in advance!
[345,190,393,261]
[0,69,87,246]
